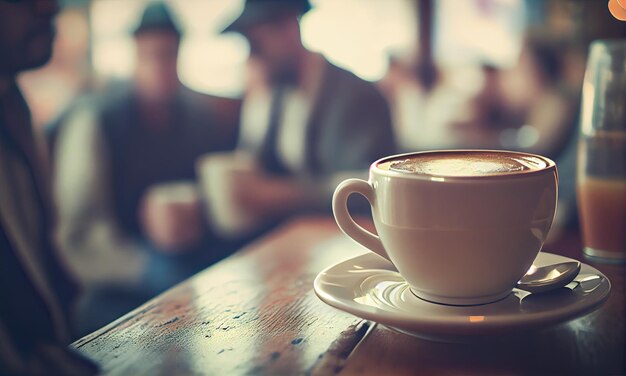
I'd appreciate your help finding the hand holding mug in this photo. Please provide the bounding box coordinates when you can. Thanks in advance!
[140,182,204,253]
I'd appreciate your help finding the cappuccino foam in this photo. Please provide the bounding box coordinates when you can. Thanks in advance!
[380,151,549,177]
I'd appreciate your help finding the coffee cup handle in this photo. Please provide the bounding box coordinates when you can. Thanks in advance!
[332,179,390,261]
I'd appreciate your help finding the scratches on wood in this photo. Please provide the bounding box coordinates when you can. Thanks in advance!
[71,217,370,375]
[73,302,159,349]
[308,320,375,376]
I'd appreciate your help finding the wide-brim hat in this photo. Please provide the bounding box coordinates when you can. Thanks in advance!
[133,1,182,37]
[222,0,311,34]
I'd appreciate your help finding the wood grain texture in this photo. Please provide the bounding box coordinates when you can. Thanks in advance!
[73,218,368,375]
[73,219,626,375]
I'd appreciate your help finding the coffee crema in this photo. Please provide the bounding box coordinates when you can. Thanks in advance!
[378,151,550,177]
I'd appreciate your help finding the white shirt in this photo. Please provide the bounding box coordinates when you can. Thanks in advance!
[237,54,326,173]
[238,87,312,172]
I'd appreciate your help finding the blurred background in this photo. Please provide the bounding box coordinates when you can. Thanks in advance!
[20,0,626,131]
[14,0,626,335]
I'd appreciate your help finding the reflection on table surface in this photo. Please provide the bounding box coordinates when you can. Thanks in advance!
[72,217,626,375]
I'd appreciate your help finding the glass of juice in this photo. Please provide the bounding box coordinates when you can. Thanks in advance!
[577,39,626,262]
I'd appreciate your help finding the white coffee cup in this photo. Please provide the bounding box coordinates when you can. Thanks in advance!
[333,150,558,305]
[197,151,260,238]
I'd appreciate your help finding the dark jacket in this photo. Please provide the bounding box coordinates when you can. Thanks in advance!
[305,62,397,176]
[0,83,96,375]
[98,85,239,238]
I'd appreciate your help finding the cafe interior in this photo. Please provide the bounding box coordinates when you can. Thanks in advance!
[1,0,625,374]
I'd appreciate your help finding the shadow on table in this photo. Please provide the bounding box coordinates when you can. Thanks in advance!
[346,300,624,375]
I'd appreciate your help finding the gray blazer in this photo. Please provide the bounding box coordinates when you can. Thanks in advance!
[305,62,397,175]
[255,60,397,208]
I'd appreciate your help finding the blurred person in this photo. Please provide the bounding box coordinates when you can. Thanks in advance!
[0,0,97,374]
[53,2,239,335]
[381,0,576,158]
[379,55,485,151]
[453,40,576,158]
[383,40,576,157]
[382,39,579,240]
[19,5,92,136]
[220,0,396,232]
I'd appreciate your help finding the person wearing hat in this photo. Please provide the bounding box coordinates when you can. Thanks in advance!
[221,0,396,228]
[52,1,240,335]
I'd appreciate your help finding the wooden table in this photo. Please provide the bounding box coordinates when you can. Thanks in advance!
[73,217,625,375]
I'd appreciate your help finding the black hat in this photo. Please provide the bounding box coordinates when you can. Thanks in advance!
[222,0,311,34]
[133,1,182,37]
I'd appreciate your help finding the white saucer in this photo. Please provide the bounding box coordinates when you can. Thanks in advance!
[314,251,611,342]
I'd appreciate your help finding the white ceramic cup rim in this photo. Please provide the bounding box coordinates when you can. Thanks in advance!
[371,149,557,181]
